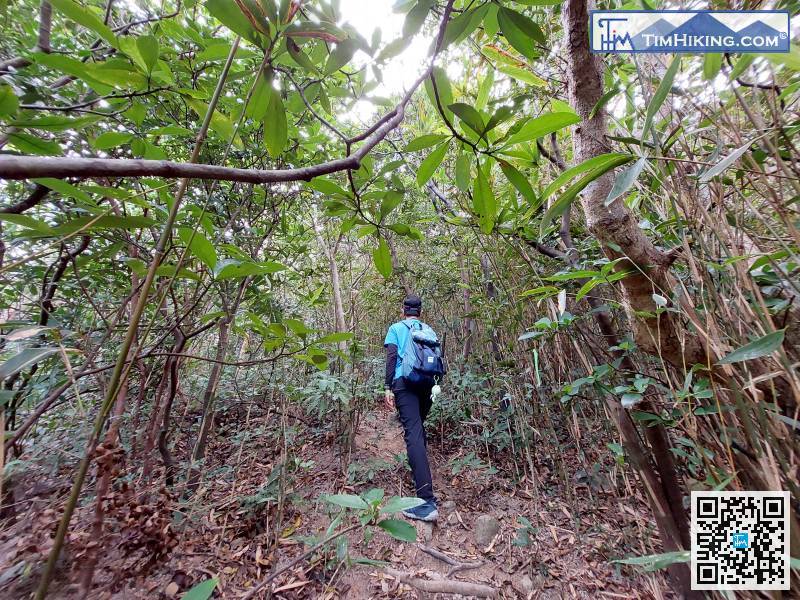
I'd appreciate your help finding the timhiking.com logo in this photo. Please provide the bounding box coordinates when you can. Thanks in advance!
[590,11,791,53]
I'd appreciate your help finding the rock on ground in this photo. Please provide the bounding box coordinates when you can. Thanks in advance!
[473,514,500,547]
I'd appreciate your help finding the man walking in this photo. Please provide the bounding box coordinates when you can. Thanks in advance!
[383,294,439,522]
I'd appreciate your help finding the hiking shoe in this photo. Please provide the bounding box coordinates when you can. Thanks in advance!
[402,500,438,522]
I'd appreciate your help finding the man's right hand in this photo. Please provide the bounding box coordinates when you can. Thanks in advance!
[384,389,395,411]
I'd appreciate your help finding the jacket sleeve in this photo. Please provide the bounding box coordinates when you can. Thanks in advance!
[384,343,398,389]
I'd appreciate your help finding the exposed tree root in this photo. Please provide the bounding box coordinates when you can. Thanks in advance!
[384,567,498,598]
[418,544,484,577]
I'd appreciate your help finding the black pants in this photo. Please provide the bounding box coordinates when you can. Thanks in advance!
[393,377,434,502]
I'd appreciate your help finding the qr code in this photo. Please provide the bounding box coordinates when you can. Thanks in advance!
[691,491,789,590]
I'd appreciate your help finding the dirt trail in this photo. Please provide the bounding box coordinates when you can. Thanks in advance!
[0,406,669,598]
[330,409,666,599]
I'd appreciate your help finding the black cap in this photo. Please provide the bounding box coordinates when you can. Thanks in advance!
[403,294,422,316]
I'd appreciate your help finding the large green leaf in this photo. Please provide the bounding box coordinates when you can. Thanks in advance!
[51,215,156,235]
[49,0,117,48]
[718,330,786,365]
[404,134,448,152]
[416,141,450,187]
[448,102,485,137]
[7,132,62,156]
[503,112,580,147]
[402,0,434,37]
[264,86,288,157]
[698,141,753,183]
[497,7,538,60]
[325,38,358,74]
[455,154,471,192]
[0,84,19,117]
[372,239,393,279]
[642,55,680,142]
[539,153,634,237]
[605,157,646,206]
[92,131,134,150]
[499,160,536,206]
[473,163,496,234]
[178,228,217,270]
[205,0,261,46]
[425,66,453,120]
[181,578,218,600]
[377,518,417,542]
[380,496,425,514]
[324,493,369,510]
[187,99,241,148]
[0,347,60,380]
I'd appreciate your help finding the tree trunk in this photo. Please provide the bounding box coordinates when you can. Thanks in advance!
[186,317,232,492]
[562,0,705,370]
[562,0,696,594]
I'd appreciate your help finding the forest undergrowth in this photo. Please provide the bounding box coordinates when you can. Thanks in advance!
[2,364,672,599]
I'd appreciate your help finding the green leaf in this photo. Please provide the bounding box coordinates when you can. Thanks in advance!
[698,141,753,183]
[503,112,580,147]
[404,134,448,152]
[181,577,218,600]
[538,152,633,209]
[545,269,600,281]
[442,5,487,48]
[642,55,679,142]
[476,68,494,111]
[306,177,350,197]
[455,154,471,192]
[0,213,55,234]
[264,87,287,157]
[377,518,417,542]
[325,38,358,75]
[403,0,433,38]
[49,0,117,48]
[186,99,240,147]
[214,259,285,280]
[51,215,156,235]
[473,163,496,234]
[495,63,546,86]
[206,0,260,46]
[448,102,484,136]
[316,332,354,344]
[34,53,110,93]
[380,496,425,514]
[380,191,403,219]
[425,66,452,120]
[178,228,217,270]
[416,141,450,187]
[702,53,722,81]
[136,35,160,73]
[0,84,19,117]
[0,347,60,380]
[605,157,646,206]
[499,160,536,206]
[497,7,541,60]
[539,153,634,237]
[33,178,92,202]
[372,239,392,279]
[717,330,785,365]
[764,45,800,72]
[729,54,755,80]
[244,68,272,121]
[7,133,61,156]
[92,131,134,150]
[590,88,619,120]
[324,493,369,510]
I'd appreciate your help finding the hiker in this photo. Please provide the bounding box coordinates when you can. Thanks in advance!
[383,294,446,522]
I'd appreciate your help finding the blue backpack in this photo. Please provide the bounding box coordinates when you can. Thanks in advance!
[400,321,447,386]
